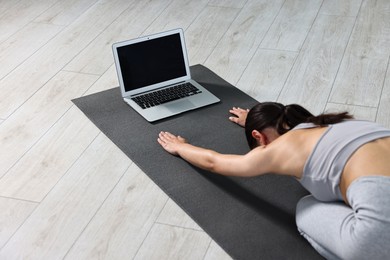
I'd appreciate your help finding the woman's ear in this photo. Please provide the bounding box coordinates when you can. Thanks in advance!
[251,130,267,146]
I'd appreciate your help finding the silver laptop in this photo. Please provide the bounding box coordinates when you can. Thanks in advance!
[112,28,220,122]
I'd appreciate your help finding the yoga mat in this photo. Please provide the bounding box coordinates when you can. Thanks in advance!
[73,65,322,259]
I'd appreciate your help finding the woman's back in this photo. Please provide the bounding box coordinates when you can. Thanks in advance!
[275,120,390,203]
[342,136,390,198]
[265,126,326,178]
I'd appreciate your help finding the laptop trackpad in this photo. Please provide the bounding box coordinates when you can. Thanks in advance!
[166,100,195,113]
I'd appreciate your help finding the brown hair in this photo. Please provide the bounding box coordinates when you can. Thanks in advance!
[244,102,353,149]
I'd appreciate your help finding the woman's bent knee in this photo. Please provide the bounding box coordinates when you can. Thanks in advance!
[295,195,318,231]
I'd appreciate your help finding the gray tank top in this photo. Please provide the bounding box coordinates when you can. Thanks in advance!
[294,120,390,201]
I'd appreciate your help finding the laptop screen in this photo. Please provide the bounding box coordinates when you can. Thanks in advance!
[117,33,187,92]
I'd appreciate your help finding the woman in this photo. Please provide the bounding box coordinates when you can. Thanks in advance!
[157,102,390,259]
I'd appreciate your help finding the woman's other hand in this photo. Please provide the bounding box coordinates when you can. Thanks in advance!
[229,107,249,127]
[158,131,187,156]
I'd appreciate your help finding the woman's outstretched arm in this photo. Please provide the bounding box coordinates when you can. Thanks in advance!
[157,131,272,177]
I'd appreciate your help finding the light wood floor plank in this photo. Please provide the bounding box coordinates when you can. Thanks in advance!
[236,49,297,102]
[277,15,355,114]
[0,62,121,202]
[34,0,99,26]
[204,0,285,85]
[260,0,322,52]
[376,61,390,128]
[0,133,131,260]
[0,106,100,202]
[157,199,202,231]
[143,0,210,35]
[0,197,37,249]
[320,0,362,16]
[64,0,171,75]
[353,0,390,42]
[204,241,233,260]
[186,6,240,65]
[208,0,247,8]
[0,0,137,118]
[143,0,208,35]
[134,224,211,260]
[83,64,119,95]
[0,0,58,44]
[325,103,378,121]
[0,22,63,80]
[0,71,98,178]
[329,0,390,106]
[64,163,168,260]
[0,0,22,17]
[329,56,388,107]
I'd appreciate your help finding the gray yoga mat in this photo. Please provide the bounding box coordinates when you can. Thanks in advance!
[72,65,322,259]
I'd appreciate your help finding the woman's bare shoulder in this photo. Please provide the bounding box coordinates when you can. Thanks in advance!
[262,127,328,177]
[281,126,328,144]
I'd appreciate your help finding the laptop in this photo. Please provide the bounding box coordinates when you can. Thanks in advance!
[112,28,220,122]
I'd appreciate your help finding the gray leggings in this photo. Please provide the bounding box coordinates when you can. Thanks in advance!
[296,176,390,260]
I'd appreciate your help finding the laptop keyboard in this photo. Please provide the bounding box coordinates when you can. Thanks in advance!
[131,83,202,109]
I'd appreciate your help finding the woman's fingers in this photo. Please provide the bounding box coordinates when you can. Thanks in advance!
[229,107,249,127]
[157,131,187,156]
[229,116,239,123]
[158,131,186,144]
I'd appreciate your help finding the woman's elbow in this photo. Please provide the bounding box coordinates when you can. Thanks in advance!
[198,150,228,174]
[198,152,252,177]
[205,153,242,176]
[203,151,220,172]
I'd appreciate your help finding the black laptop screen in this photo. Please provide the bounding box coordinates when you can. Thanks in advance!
[117,33,187,92]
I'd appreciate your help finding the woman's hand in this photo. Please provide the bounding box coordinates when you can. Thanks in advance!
[229,107,249,127]
[157,131,187,156]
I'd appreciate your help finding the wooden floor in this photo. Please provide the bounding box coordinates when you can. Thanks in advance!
[0,0,389,259]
